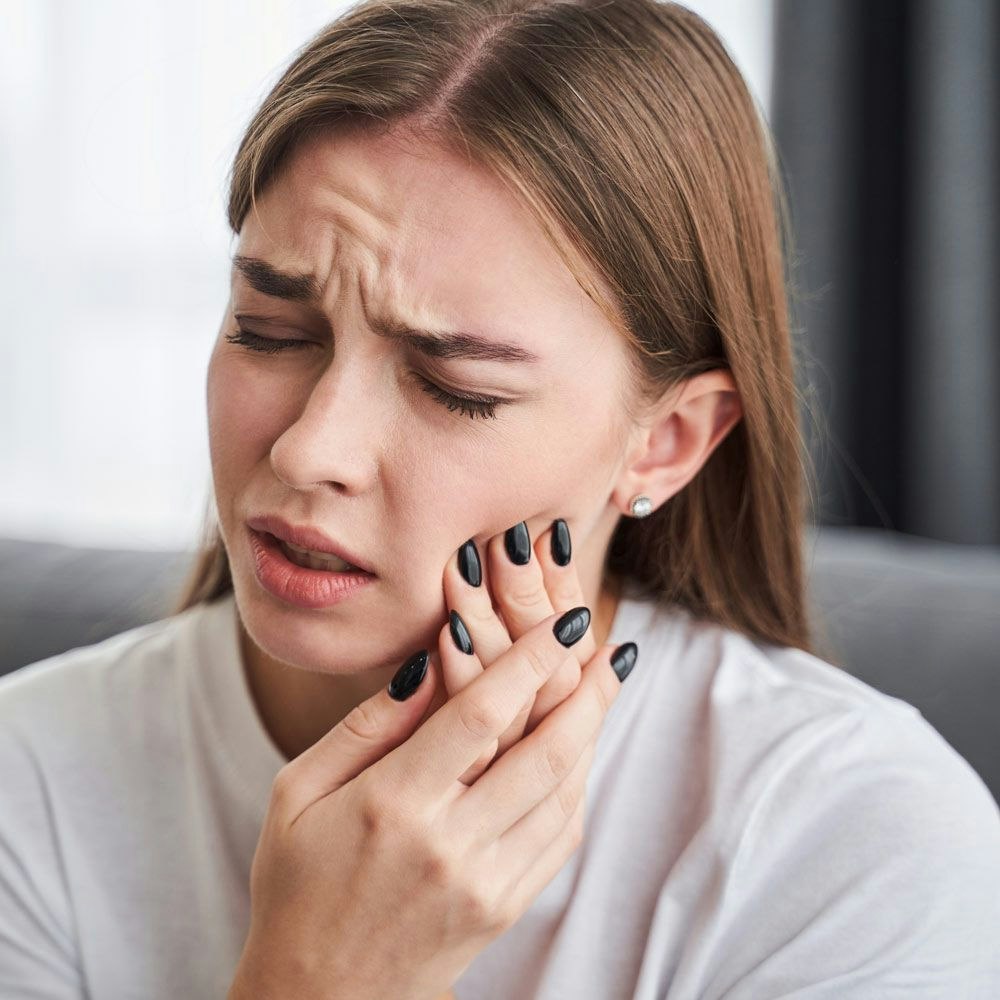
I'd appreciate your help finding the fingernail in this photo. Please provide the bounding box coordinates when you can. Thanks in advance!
[610,642,638,683]
[449,610,474,655]
[551,518,571,566]
[458,539,482,587]
[504,521,531,565]
[553,606,590,646]
[388,649,429,701]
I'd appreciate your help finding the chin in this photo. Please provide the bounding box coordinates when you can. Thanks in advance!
[238,590,430,675]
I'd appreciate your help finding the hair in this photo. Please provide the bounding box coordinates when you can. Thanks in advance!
[172,0,834,660]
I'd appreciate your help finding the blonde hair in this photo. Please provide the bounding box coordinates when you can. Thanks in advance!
[173,0,830,658]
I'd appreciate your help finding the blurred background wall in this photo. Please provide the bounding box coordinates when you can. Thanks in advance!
[3,0,996,551]
[773,0,999,545]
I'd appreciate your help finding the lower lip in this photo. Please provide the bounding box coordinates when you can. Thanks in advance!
[248,528,376,609]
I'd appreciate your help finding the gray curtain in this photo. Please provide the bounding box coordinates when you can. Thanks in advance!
[771,0,999,544]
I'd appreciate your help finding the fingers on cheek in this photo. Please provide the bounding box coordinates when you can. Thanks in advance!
[486,533,514,585]
[442,564,467,615]
[444,547,491,619]
[535,520,556,558]
[437,618,482,699]
[536,546,578,610]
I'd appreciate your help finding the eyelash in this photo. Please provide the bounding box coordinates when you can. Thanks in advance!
[223,329,503,421]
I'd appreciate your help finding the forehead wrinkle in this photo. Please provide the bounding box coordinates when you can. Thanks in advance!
[356,277,543,364]
[231,251,543,366]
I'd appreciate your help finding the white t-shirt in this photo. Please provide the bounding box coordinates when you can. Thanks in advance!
[1,587,998,999]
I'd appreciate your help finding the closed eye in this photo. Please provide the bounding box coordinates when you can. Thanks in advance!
[408,371,502,420]
[224,329,306,355]
[224,328,506,420]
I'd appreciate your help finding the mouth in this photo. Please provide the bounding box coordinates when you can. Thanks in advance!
[247,527,376,609]
[257,530,370,574]
[245,514,376,575]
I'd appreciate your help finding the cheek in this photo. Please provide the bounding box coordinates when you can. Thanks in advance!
[396,413,582,546]
[448,401,621,529]
[206,353,301,486]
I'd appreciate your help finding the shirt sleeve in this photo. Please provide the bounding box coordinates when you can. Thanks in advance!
[706,706,1000,1000]
[0,725,85,999]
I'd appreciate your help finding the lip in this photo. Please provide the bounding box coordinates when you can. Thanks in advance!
[247,527,377,609]
[246,514,375,575]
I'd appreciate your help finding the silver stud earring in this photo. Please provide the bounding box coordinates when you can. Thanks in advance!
[628,494,653,518]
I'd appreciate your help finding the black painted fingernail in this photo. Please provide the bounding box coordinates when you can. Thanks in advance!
[610,642,638,683]
[458,539,482,587]
[449,610,474,655]
[553,606,590,646]
[388,649,429,701]
[504,521,531,565]
[551,519,571,566]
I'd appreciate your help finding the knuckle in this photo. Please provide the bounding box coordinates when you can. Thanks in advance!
[539,730,578,784]
[467,600,500,628]
[460,875,504,930]
[354,775,423,837]
[339,698,383,743]
[551,581,583,608]
[553,654,582,695]
[270,763,297,805]
[356,787,405,837]
[504,580,547,614]
[493,897,521,933]
[357,794,384,836]
[457,693,507,742]
[417,841,460,888]
[521,640,554,686]
[554,770,581,822]
[465,733,501,774]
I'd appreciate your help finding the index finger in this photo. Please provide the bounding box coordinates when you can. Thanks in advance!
[383,606,592,801]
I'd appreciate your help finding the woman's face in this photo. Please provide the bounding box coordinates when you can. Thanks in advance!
[206,125,640,677]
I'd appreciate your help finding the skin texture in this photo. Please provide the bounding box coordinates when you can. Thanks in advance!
[205,123,743,766]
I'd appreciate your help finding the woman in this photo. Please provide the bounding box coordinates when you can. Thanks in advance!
[2,1,998,997]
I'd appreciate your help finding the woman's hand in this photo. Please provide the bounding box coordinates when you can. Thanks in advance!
[420,519,598,785]
[229,520,638,1000]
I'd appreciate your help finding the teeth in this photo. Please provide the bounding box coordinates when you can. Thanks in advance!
[278,539,358,572]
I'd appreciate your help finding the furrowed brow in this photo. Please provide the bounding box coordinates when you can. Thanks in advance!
[232,254,320,303]
[231,254,542,365]
[369,317,541,364]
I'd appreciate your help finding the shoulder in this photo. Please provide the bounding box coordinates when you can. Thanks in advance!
[0,602,224,992]
[710,696,1000,994]
[0,599,229,887]
[0,609,186,733]
[0,599,229,777]
[612,595,1000,993]
[609,591,922,757]
[623,592,996,826]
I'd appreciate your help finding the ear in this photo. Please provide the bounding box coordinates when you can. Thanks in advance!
[612,369,742,516]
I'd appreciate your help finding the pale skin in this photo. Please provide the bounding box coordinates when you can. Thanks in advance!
[207,122,742,997]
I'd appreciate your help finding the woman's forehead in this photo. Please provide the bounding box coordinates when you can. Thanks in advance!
[233,131,619,362]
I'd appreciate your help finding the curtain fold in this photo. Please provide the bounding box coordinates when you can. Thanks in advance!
[772,0,999,544]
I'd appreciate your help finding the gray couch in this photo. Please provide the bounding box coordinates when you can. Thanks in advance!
[1,527,997,803]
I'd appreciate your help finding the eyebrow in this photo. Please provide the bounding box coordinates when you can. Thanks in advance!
[231,254,542,365]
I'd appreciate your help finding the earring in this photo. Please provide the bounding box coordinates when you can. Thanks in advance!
[628,494,653,518]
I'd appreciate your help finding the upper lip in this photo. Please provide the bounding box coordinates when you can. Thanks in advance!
[247,514,375,574]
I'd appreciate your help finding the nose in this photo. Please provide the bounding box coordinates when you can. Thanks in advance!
[268,352,383,496]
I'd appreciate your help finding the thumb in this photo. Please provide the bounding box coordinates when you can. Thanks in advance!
[272,649,440,821]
